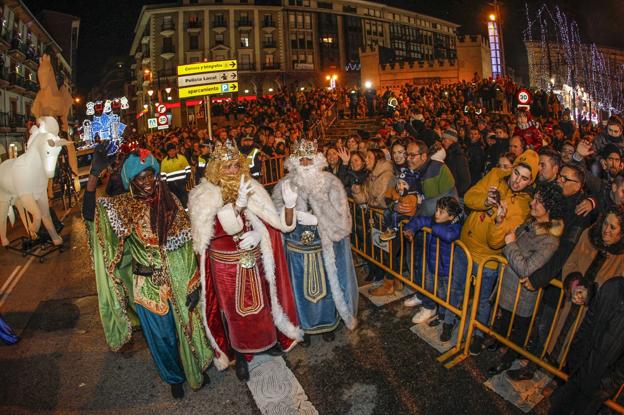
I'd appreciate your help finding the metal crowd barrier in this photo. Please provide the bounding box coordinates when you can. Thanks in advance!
[259,155,285,187]
[348,200,474,363]
[442,255,624,413]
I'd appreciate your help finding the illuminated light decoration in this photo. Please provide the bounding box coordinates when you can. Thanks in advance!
[80,96,129,150]
[487,18,503,79]
[345,62,361,72]
[524,4,624,115]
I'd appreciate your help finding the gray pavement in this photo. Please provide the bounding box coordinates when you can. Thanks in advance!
[0,200,551,414]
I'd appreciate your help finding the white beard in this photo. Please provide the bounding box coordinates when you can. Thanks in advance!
[285,153,328,196]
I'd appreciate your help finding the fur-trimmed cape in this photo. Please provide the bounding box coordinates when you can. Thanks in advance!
[188,178,302,370]
[272,168,358,330]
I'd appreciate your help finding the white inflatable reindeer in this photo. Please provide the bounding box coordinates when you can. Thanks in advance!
[0,116,69,246]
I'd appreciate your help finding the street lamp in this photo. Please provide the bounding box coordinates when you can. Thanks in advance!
[364,80,373,89]
[489,13,496,21]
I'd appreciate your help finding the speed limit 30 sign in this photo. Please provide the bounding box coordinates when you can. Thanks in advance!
[517,89,532,105]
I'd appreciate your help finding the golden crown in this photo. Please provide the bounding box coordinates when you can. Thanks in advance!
[291,139,318,158]
[210,139,239,161]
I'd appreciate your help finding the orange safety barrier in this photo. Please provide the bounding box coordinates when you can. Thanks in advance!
[348,200,474,364]
[443,256,624,413]
[259,155,285,187]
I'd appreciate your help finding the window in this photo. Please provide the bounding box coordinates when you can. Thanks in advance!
[265,54,274,65]
[190,56,199,63]
[240,32,250,48]
[189,34,199,50]
[215,32,224,44]
[318,2,332,9]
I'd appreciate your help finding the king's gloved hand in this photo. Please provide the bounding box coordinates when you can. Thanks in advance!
[296,211,318,226]
[90,140,116,176]
[235,176,253,209]
[281,180,298,209]
[239,230,261,250]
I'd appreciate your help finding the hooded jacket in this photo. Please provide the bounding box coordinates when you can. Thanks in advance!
[461,159,536,269]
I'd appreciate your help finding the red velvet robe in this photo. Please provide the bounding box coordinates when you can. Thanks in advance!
[203,213,299,360]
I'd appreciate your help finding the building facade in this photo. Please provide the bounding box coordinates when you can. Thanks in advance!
[128,0,461,130]
[0,0,72,160]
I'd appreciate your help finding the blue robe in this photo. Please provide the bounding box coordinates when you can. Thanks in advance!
[284,224,358,333]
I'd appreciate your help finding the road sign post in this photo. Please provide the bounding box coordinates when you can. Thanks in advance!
[177,59,238,139]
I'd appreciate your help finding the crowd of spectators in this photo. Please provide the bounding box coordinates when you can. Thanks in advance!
[111,79,624,409]
[317,80,624,411]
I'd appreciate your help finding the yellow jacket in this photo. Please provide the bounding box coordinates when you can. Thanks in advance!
[461,167,533,268]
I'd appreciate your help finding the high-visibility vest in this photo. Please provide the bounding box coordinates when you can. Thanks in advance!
[160,154,191,182]
[244,148,261,177]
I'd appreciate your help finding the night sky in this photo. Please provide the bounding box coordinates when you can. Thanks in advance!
[21,0,624,94]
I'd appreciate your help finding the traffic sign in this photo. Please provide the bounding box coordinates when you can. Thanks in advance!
[177,71,238,88]
[517,89,532,105]
[156,104,167,114]
[179,82,238,98]
[147,118,157,129]
[177,60,237,76]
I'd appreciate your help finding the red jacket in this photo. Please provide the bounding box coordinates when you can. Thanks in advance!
[513,125,542,150]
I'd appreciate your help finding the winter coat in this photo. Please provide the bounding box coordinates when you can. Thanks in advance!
[547,227,624,360]
[499,219,563,317]
[592,131,624,155]
[444,142,472,197]
[325,163,350,189]
[403,215,462,277]
[529,191,593,305]
[352,159,395,209]
[564,277,624,406]
[513,125,542,150]
[484,138,508,173]
[466,141,485,186]
[413,160,457,217]
[461,168,533,269]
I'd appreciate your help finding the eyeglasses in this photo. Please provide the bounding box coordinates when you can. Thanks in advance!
[407,152,423,158]
[558,174,579,184]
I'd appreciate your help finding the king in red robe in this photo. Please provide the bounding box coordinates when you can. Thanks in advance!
[188,140,302,381]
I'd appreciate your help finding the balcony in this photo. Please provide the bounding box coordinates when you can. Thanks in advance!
[24,79,38,97]
[24,46,39,69]
[0,29,11,51]
[237,19,253,29]
[160,22,176,37]
[9,38,26,61]
[161,44,176,59]
[8,73,26,93]
[262,41,276,49]
[212,20,227,29]
[262,20,276,28]
[186,20,202,31]
[262,62,280,70]
[238,62,255,71]
[0,69,10,88]
[9,113,26,129]
[0,112,9,131]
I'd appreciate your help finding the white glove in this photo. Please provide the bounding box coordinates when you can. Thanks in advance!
[281,180,298,209]
[239,230,262,250]
[235,176,253,209]
[296,211,318,226]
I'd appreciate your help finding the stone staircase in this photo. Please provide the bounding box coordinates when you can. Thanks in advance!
[322,116,385,145]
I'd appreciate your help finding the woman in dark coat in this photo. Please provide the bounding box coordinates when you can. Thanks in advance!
[548,276,624,415]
